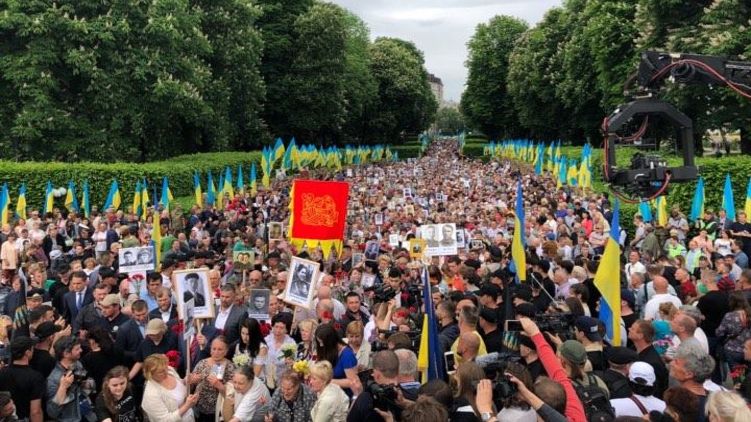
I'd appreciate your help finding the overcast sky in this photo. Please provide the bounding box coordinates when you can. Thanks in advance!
[328,0,562,103]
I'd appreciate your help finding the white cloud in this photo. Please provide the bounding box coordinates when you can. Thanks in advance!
[328,0,562,102]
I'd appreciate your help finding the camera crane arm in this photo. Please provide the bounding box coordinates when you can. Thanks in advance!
[603,51,751,201]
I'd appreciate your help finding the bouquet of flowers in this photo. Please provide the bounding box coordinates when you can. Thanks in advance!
[730,364,747,389]
[233,353,251,368]
[165,350,181,369]
[279,344,297,361]
[292,360,310,377]
[171,320,185,336]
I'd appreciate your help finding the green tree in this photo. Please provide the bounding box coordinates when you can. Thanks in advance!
[460,16,528,140]
[434,107,466,134]
[285,2,348,143]
[368,37,437,143]
[340,10,378,145]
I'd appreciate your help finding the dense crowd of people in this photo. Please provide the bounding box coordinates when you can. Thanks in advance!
[1,139,751,422]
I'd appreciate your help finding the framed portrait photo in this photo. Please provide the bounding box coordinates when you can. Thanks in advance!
[119,246,155,273]
[283,257,320,309]
[174,268,214,319]
[388,233,400,247]
[248,289,271,321]
[374,213,383,226]
[268,222,284,241]
[410,238,426,259]
[181,298,196,338]
[233,250,255,272]
[352,253,364,268]
[361,273,376,290]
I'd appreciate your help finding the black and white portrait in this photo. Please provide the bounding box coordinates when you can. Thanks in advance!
[374,213,383,226]
[283,257,319,308]
[233,251,255,271]
[174,269,214,319]
[422,223,458,257]
[455,229,466,249]
[361,273,376,290]
[388,234,400,247]
[352,253,364,268]
[119,246,155,273]
[268,222,283,240]
[181,298,195,337]
[248,289,270,320]
[364,240,380,260]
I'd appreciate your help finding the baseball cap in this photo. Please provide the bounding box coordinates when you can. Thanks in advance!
[574,316,602,342]
[478,284,500,300]
[101,294,120,307]
[607,346,638,365]
[145,319,167,336]
[25,288,44,300]
[629,361,656,387]
[35,321,61,341]
[559,340,588,366]
[10,336,37,360]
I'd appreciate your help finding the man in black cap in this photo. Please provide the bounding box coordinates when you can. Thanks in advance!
[30,321,60,378]
[478,308,503,353]
[12,288,45,339]
[574,316,606,371]
[518,334,547,380]
[478,284,503,324]
[530,260,555,313]
[0,336,45,422]
[596,346,638,399]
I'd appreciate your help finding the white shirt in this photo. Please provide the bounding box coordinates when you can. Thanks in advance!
[666,328,710,358]
[625,262,646,278]
[643,293,683,321]
[610,395,665,417]
[215,304,233,330]
[234,377,271,421]
[160,306,173,323]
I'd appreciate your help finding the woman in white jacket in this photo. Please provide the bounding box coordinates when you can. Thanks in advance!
[308,361,349,422]
[141,354,199,422]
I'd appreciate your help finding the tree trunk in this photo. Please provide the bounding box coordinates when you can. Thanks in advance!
[741,126,751,155]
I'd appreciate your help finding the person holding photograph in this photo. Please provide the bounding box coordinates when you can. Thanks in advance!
[187,336,237,422]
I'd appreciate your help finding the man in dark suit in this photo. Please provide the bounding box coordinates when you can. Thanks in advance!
[62,271,93,325]
[115,299,150,366]
[182,272,206,307]
[213,284,246,344]
[148,287,178,328]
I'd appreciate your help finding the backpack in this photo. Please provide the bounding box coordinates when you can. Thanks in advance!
[573,373,615,422]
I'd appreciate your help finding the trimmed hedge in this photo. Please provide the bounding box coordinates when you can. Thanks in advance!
[462,144,485,158]
[0,152,262,211]
[391,144,423,159]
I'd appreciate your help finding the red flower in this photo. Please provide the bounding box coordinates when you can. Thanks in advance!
[171,320,185,336]
[260,321,271,337]
[165,350,181,368]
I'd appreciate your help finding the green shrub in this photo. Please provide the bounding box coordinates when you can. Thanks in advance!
[391,145,423,158]
[462,144,486,158]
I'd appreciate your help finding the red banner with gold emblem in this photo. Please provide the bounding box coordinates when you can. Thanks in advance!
[288,180,349,258]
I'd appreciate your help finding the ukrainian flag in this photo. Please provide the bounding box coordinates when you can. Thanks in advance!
[140,179,150,220]
[655,196,668,227]
[249,163,257,196]
[723,174,736,221]
[152,215,162,265]
[236,165,244,193]
[512,180,526,282]
[133,181,143,216]
[417,268,445,383]
[273,138,285,165]
[689,177,705,222]
[16,184,27,220]
[223,167,234,199]
[43,181,54,214]
[594,200,622,345]
[65,181,79,213]
[160,177,172,211]
[639,201,653,223]
[81,181,91,218]
[0,184,9,225]
[207,172,216,206]
[745,177,751,219]
[194,173,203,208]
[103,180,121,211]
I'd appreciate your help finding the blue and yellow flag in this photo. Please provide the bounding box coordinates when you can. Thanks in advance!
[0,184,10,225]
[160,177,173,211]
[207,172,216,206]
[723,173,736,221]
[16,184,27,220]
[43,181,54,214]
[152,216,162,265]
[140,179,150,220]
[82,181,91,218]
[273,138,285,165]
[133,180,143,217]
[249,163,257,196]
[194,173,203,208]
[639,201,653,223]
[417,268,445,383]
[103,180,121,211]
[689,177,705,222]
[65,181,79,213]
[594,200,622,345]
[236,165,244,193]
[223,167,234,200]
[745,177,751,219]
[512,180,526,282]
[655,196,668,227]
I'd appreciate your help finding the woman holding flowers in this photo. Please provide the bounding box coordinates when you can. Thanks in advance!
[231,318,268,382]
[187,336,237,422]
[264,313,297,391]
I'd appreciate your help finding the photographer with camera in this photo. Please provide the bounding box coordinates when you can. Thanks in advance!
[347,350,407,422]
[46,336,96,422]
[516,317,587,422]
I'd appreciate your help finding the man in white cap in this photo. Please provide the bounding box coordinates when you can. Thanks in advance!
[609,361,666,417]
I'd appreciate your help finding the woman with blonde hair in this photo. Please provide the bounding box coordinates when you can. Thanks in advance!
[346,320,371,369]
[94,366,142,422]
[141,354,198,422]
[309,361,349,422]
[295,319,318,363]
[0,315,12,363]
[706,390,751,422]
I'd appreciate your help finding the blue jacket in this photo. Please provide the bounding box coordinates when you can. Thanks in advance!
[46,361,96,422]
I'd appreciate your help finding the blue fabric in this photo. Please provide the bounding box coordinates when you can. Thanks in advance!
[333,346,357,380]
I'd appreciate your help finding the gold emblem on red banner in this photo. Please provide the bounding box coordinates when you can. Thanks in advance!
[300,193,339,227]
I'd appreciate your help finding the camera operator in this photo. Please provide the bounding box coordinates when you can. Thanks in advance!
[495,362,538,421]
[46,336,96,422]
[516,317,586,422]
[347,350,408,422]
[393,349,420,399]
[518,334,547,380]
